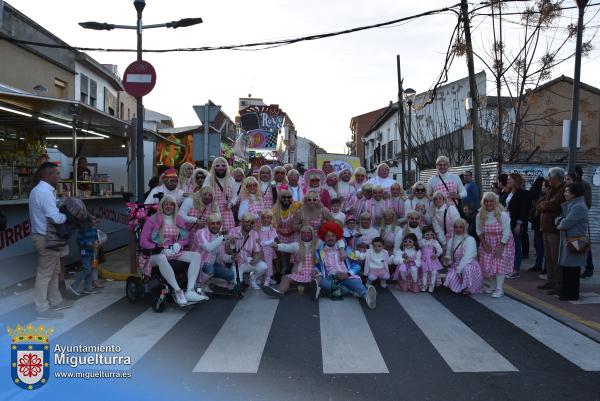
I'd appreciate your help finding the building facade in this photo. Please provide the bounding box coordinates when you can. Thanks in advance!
[349,106,387,164]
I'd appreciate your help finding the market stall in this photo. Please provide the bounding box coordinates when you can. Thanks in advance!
[0,91,131,288]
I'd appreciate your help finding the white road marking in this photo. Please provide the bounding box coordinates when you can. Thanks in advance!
[319,297,389,374]
[97,307,188,370]
[391,290,517,372]
[474,294,600,371]
[193,291,279,373]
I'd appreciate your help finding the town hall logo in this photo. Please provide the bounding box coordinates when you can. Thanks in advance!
[8,323,53,390]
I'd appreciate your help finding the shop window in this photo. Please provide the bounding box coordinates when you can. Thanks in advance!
[120,102,124,119]
[54,78,67,99]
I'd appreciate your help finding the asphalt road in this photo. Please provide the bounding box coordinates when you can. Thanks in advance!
[1,282,600,401]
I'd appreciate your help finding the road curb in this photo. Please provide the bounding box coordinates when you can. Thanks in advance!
[504,284,600,344]
[99,267,131,281]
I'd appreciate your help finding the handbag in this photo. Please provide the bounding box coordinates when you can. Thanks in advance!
[566,235,590,254]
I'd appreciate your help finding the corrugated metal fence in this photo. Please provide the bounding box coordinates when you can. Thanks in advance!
[419,163,600,244]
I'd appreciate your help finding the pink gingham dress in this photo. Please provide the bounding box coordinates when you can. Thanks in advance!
[186,206,209,249]
[300,209,324,232]
[214,180,235,232]
[321,246,349,275]
[259,226,278,277]
[421,239,443,272]
[394,249,421,292]
[162,222,184,260]
[288,251,315,283]
[478,215,515,278]
[433,178,457,204]
[247,197,265,218]
[228,226,261,266]
[262,184,274,210]
[276,213,296,244]
[444,238,483,294]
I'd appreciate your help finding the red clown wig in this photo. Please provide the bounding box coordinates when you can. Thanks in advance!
[318,221,343,241]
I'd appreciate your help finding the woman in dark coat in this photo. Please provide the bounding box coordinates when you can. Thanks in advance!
[504,173,530,278]
[528,177,546,272]
[556,183,589,301]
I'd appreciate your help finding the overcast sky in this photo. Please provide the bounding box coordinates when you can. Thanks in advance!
[8,0,600,153]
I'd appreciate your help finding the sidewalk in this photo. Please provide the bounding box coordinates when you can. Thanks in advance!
[504,241,600,342]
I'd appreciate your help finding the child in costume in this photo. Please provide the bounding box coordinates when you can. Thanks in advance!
[420,225,443,293]
[356,236,391,288]
[258,210,279,286]
[330,198,346,224]
[393,233,422,292]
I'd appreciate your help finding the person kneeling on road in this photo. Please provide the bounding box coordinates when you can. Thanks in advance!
[224,212,268,289]
[315,221,377,309]
[139,195,208,305]
[191,213,236,293]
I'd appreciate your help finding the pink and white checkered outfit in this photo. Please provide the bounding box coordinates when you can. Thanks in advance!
[478,215,515,278]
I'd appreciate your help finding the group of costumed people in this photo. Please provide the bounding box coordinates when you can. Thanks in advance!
[137,155,515,308]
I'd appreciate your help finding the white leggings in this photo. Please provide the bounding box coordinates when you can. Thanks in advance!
[234,261,268,282]
[149,251,201,292]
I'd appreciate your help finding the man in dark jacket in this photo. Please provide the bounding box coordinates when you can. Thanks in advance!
[536,167,566,294]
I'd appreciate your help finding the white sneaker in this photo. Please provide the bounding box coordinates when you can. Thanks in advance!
[250,280,261,290]
[365,285,377,309]
[484,286,494,294]
[174,290,188,305]
[539,274,548,280]
[185,290,209,302]
[380,280,387,289]
[420,284,427,292]
[491,289,504,298]
[68,284,80,297]
[428,284,435,293]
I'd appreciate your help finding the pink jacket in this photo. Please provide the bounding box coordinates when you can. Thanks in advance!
[140,214,189,250]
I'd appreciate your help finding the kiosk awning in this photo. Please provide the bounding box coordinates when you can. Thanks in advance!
[0,91,130,157]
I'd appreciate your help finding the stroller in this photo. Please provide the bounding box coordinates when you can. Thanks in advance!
[124,201,199,312]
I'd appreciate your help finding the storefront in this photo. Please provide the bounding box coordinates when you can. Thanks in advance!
[0,91,131,288]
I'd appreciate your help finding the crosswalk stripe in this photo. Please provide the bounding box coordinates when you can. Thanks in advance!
[32,281,125,338]
[193,291,279,373]
[0,288,35,316]
[473,294,600,371]
[391,290,518,372]
[319,297,389,374]
[98,307,189,370]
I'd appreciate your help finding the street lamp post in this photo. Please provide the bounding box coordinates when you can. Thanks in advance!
[79,1,202,201]
[403,88,416,186]
[568,0,589,173]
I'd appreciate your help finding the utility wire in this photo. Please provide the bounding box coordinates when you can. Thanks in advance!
[0,3,461,53]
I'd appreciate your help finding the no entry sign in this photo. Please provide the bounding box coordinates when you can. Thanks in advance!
[123,60,157,97]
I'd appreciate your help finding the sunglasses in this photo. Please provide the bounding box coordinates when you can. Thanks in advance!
[281,195,292,199]
[306,198,318,202]
[414,188,425,192]
[196,175,205,179]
